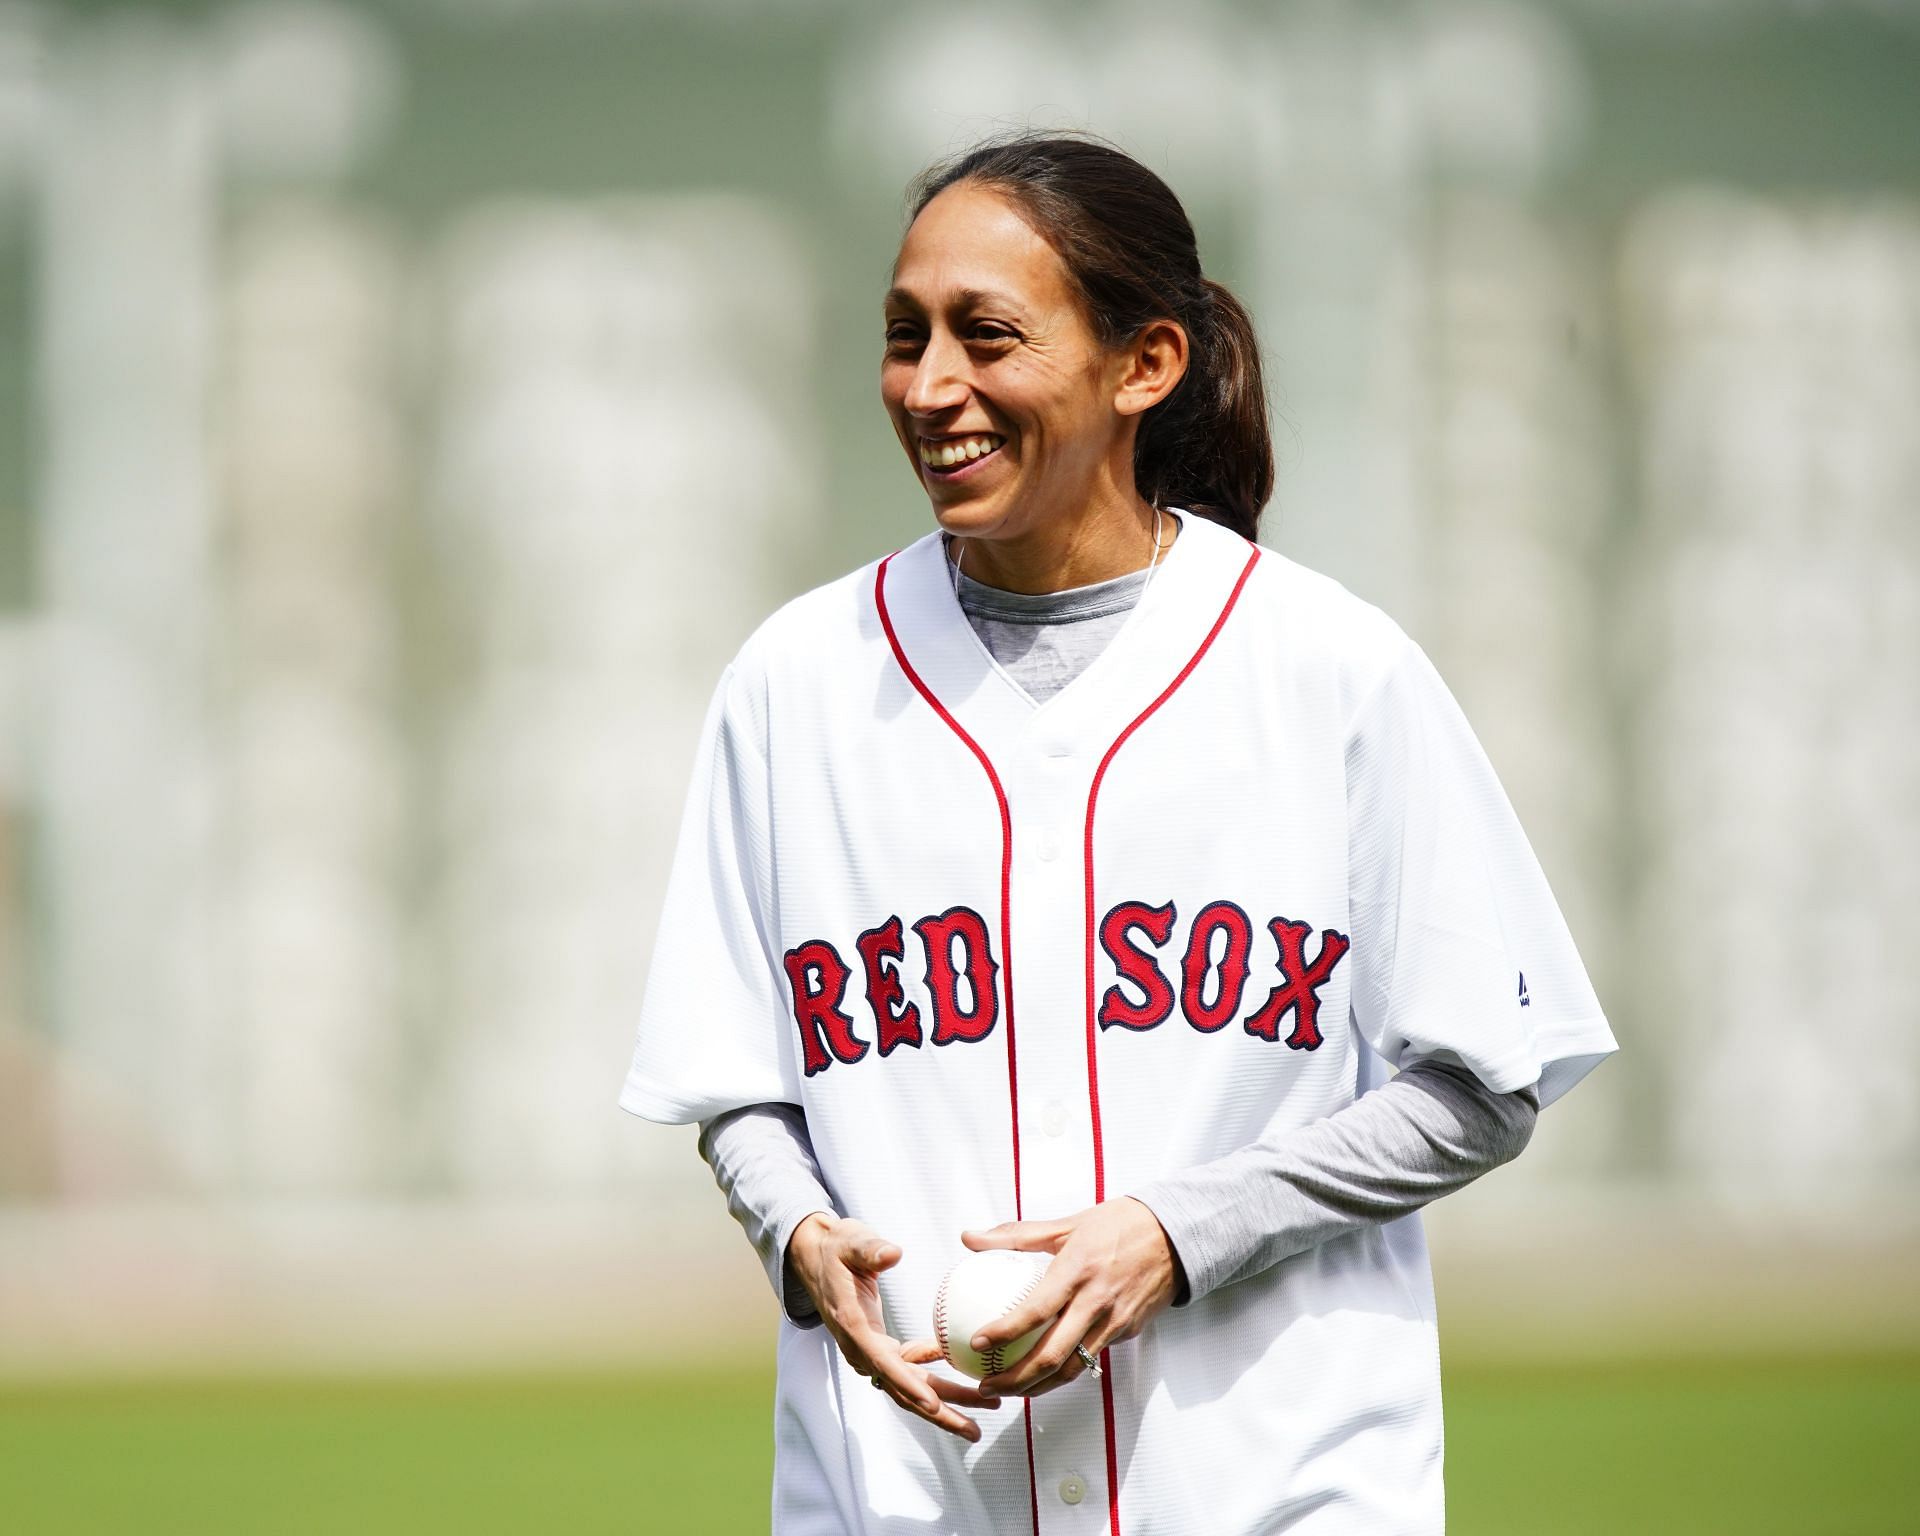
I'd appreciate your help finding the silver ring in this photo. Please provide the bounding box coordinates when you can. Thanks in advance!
[1074,1344,1102,1378]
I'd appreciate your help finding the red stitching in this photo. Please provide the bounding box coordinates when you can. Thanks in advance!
[874,553,1023,1219]
[874,550,1038,1536]
[1082,541,1262,1536]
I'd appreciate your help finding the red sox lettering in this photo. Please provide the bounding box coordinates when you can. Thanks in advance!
[787,904,1001,1076]
[787,897,1350,1076]
[854,914,922,1056]
[1101,897,1350,1049]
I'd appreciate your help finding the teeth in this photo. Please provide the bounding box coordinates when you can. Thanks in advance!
[919,433,1003,468]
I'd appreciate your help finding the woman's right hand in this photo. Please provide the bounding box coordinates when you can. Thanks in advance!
[786,1213,999,1443]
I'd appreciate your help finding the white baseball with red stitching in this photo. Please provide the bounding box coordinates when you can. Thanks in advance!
[931,1250,1053,1381]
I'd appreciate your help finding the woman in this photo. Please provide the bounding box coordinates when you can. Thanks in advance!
[619,132,1617,1534]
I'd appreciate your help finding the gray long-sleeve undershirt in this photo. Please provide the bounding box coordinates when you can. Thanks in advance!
[697,549,1542,1326]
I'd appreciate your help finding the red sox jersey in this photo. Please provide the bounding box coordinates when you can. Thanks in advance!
[619,506,1618,1535]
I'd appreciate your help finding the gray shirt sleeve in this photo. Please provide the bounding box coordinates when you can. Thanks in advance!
[698,1056,1537,1321]
[1126,1056,1540,1305]
[696,1103,837,1328]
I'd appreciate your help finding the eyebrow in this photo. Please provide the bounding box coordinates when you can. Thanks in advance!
[883,284,1025,314]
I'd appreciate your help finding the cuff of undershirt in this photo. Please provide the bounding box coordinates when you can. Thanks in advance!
[770,1202,835,1329]
[1126,1161,1325,1308]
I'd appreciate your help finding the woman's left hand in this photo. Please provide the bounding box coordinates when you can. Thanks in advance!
[926,1197,1182,1399]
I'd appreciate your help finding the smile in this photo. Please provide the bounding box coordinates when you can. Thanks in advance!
[918,433,1006,478]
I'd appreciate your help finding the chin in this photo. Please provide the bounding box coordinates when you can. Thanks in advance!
[928,498,1011,538]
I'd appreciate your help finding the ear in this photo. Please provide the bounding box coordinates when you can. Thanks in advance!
[1112,319,1189,418]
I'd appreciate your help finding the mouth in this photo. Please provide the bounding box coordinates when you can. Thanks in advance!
[917,432,1007,482]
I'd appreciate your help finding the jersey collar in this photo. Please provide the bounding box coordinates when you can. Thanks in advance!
[874,507,1261,761]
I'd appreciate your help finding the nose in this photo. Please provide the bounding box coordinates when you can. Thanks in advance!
[902,330,969,418]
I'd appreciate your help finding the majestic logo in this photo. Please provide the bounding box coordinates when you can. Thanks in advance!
[786,897,1350,1076]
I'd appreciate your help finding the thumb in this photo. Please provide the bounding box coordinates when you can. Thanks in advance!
[962,1217,1072,1254]
[849,1234,903,1273]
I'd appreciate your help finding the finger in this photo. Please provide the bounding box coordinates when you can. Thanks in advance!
[961,1218,1073,1254]
[862,1348,982,1441]
[820,1321,877,1381]
[882,1382,982,1443]
[979,1300,1104,1398]
[826,1305,924,1405]
[971,1265,1078,1350]
[867,1362,932,1414]
[928,1373,1002,1411]
[1014,1354,1086,1399]
[899,1335,1002,1408]
[868,1350,942,1416]
[1016,1325,1115,1401]
[818,1288,892,1366]
[899,1337,944,1366]
[847,1234,904,1274]
[983,1342,1084,1400]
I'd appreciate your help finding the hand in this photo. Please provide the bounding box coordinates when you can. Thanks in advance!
[948,1197,1179,1399]
[786,1213,1000,1442]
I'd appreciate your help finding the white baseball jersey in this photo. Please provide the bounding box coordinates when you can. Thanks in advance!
[620,505,1618,1535]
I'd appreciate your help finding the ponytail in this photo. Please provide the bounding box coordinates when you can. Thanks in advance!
[1134,279,1272,543]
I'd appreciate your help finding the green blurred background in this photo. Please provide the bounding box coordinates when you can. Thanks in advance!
[0,0,1917,1530]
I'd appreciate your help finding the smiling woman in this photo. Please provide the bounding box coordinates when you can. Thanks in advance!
[618,130,1618,1536]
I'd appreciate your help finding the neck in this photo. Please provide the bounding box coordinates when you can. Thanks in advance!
[946,494,1175,595]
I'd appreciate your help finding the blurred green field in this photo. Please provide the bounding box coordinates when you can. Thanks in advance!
[2,1354,1915,1534]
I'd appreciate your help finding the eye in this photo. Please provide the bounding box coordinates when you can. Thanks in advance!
[884,322,922,347]
[970,323,1017,343]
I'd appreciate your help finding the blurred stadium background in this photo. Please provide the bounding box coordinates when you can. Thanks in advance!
[0,0,1916,1530]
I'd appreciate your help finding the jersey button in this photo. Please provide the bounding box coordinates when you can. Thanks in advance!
[1058,1474,1086,1506]
[1036,831,1061,862]
[1041,1101,1069,1138]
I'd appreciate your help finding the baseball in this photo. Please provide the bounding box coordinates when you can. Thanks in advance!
[932,1250,1055,1381]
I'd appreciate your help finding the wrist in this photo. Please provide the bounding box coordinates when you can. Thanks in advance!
[787,1210,836,1272]
[1122,1194,1191,1307]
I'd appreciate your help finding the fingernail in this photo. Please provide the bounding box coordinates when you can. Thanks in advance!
[981,1395,1001,1407]
[971,1335,989,1351]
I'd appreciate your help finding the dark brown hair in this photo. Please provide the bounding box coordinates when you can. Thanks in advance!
[904,130,1273,542]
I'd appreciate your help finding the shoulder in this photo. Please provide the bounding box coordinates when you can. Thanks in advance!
[691,553,886,762]
[1233,540,1417,722]
[736,555,885,668]
[1242,544,1402,648]
[715,536,920,708]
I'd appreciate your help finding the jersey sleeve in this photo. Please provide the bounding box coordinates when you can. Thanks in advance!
[618,657,804,1124]
[1344,633,1618,1110]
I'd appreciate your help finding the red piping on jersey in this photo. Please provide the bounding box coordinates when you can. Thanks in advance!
[874,552,1023,1217]
[874,550,1039,1536]
[1081,540,1262,1536]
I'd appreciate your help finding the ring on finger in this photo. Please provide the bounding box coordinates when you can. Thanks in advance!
[1074,1344,1103,1379]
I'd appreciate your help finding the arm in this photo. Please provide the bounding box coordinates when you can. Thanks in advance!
[696,1103,838,1327]
[698,1102,999,1442]
[952,1053,1539,1396]
[1128,1053,1539,1305]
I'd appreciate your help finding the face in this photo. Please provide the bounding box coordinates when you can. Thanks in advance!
[881,181,1143,541]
